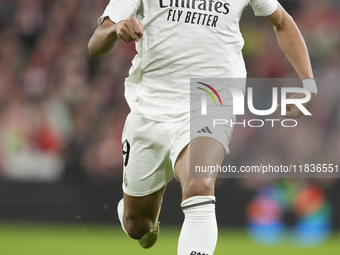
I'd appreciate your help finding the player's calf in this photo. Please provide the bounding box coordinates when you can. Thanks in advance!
[117,198,161,249]
[117,198,153,239]
[123,213,153,240]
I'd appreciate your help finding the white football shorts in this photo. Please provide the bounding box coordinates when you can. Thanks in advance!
[121,106,235,197]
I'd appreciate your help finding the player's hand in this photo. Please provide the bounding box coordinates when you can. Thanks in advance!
[115,17,143,43]
[276,92,316,118]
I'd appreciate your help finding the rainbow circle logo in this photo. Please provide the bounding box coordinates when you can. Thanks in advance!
[196,82,223,106]
[247,183,332,246]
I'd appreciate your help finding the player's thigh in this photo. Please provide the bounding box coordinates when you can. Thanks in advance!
[173,106,234,200]
[174,137,225,201]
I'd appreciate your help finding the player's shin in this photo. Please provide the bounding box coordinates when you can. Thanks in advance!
[178,196,218,255]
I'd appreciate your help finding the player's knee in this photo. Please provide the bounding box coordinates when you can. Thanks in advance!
[182,178,214,198]
[124,214,152,240]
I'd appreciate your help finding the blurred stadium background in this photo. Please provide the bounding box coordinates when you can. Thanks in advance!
[0,0,339,254]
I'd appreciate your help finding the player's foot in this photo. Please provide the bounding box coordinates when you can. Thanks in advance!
[138,207,160,249]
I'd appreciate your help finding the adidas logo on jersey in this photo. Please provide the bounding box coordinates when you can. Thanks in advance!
[197,127,212,134]
[190,251,209,255]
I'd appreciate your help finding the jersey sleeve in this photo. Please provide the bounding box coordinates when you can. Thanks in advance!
[249,0,278,16]
[97,0,141,25]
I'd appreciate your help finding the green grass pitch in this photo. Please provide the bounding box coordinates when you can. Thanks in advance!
[0,223,338,255]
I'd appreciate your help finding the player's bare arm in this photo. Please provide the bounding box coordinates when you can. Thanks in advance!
[88,17,143,57]
[265,3,316,118]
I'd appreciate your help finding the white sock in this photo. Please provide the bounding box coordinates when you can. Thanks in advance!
[178,196,218,255]
[117,198,128,235]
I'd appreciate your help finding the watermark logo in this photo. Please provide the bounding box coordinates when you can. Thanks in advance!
[198,83,311,116]
[196,82,223,106]
[190,78,340,179]
[192,78,315,129]
[196,82,222,115]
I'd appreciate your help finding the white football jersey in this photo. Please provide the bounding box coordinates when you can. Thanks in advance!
[99,0,278,122]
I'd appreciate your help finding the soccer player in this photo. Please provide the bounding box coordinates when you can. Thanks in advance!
[88,0,317,254]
